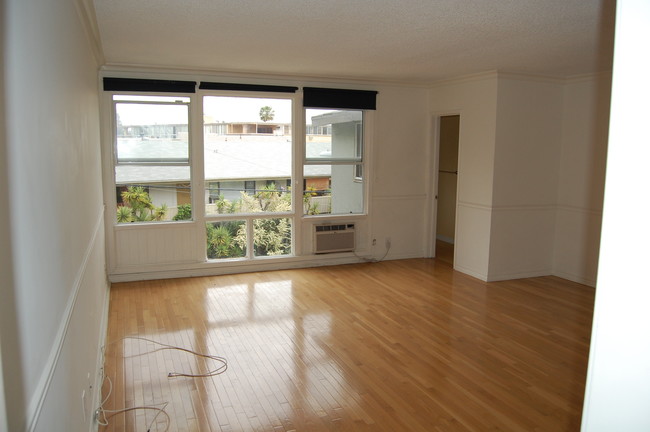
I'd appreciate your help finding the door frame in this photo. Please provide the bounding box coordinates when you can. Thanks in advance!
[428,112,461,260]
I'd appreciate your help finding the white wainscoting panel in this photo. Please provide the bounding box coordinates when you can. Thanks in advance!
[114,223,199,270]
[553,206,603,286]
[454,202,492,280]
[370,195,429,260]
[487,205,556,281]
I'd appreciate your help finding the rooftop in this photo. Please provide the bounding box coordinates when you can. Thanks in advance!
[116,135,332,184]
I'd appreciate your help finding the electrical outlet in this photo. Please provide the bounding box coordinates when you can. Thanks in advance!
[82,372,93,423]
[372,238,377,246]
[385,237,391,248]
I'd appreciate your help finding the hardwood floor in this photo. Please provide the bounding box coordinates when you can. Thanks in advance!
[99,258,595,431]
[435,240,454,266]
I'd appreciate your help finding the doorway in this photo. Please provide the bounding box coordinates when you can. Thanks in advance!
[435,115,459,265]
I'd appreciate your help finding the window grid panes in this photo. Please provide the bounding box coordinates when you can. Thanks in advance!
[304,108,364,216]
[203,95,294,259]
[113,95,192,224]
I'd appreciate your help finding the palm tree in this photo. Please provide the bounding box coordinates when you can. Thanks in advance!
[259,106,275,122]
[255,183,279,211]
[207,222,244,258]
[151,203,168,221]
[117,186,167,222]
[116,205,133,223]
[121,186,153,221]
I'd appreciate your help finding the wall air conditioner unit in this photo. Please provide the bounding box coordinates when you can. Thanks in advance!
[314,223,356,254]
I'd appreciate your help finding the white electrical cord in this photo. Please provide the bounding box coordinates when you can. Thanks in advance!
[96,375,170,432]
[96,336,228,430]
[121,336,228,378]
[354,241,391,263]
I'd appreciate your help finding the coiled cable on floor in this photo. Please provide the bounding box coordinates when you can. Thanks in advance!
[121,336,228,378]
[96,335,228,430]
[96,375,170,432]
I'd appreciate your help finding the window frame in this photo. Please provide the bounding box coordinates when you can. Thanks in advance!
[199,90,298,261]
[113,98,191,165]
[354,122,363,182]
[101,79,376,275]
[110,92,195,225]
[303,108,369,217]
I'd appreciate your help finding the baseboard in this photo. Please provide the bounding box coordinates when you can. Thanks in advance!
[485,268,552,282]
[453,264,489,282]
[89,277,111,432]
[109,249,428,282]
[109,254,366,282]
[552,270,597,287]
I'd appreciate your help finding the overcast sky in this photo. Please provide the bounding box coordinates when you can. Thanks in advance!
[204,96,292,123]
[117,96,330,126]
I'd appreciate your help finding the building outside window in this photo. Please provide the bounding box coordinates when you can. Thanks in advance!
[113,95,191,223]
[203,95,293,259]
[305,109,364,215]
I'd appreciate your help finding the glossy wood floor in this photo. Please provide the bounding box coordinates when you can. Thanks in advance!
[100,256,595,431]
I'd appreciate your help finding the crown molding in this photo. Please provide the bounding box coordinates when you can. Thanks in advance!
[429,69,614,88]
[73,0,105,65]
[99,63,434,89]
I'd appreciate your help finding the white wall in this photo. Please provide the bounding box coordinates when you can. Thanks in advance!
[0,344,6,432]
[487,76,564,280]
[3,0,108,430]
[554,74,611,286]
[0,3,13,428]
[429,74,499,279]
[429,72,608,285]
[582,0,650,429]
[369,85,431,259]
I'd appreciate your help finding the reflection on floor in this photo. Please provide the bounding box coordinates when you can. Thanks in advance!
[100,259,594,432]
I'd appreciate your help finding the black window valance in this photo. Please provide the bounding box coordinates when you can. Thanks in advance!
[303,87,378,110]
[199,82,299,93]
[103,77,196,93]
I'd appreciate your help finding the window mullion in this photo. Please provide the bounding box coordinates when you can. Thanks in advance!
[191,92,206,260]
[246,216,255,259]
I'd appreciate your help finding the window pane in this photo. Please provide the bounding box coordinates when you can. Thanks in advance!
[203,96,293,215]
[306,109,362,161]
[115,165,191,223]
[253,218,292,257]
[304,165,363,215]
[204,180,291,216]
[116,102,189,163]
[206,221,247,259]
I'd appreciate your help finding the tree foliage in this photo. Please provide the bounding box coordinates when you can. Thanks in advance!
[116,186,167,223]
[173,204,192,221]
[207,221,245,258]
[206,183,291,258]
[259,106,275,122]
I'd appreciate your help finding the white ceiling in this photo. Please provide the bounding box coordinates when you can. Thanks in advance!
[92,0,616,84]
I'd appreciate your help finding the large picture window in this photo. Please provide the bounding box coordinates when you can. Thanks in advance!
[113,95,191,223]
[104,79,376,270]
[203,95,293,259]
